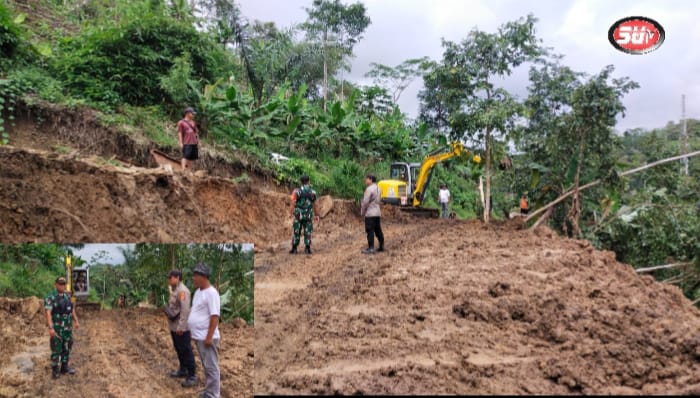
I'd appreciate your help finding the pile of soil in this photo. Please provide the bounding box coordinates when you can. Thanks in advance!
[255,215,700,395]
[0,297,253,398]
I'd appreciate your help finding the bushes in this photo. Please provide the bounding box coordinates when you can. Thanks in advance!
[53,14,229,107]
[0,2,21,60]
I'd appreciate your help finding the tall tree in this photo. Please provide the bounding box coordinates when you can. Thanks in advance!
[302,0,370,109]
[419,14,543,223]
[365,57,430,103]
[521,61,638,236]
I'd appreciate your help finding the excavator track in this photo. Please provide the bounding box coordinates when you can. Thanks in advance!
[399,207,440,218]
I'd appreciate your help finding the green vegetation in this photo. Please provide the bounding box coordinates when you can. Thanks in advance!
[0,1,697,301]
[0,244,254,324]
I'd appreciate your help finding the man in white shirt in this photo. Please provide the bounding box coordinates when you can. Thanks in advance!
[438,184,451,219]
[187,263,221,398]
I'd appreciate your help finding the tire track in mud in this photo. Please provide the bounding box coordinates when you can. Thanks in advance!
[255,218,700,395]
[0,302,254,398]
[29,310,189,398]
[254,216,462,394]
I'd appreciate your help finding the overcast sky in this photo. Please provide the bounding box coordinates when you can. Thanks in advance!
[237,0,700,132]
[73,244,254,265]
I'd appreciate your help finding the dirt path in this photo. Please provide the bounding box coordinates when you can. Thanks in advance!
[0,300,253,398]
[255,213,700,395]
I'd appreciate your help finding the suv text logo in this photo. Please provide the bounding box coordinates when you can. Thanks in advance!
[608,16,665,54]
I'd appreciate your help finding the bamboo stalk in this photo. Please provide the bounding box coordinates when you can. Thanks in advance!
[526,150,700,224]
[636,262,692,273]
[662,273,690,284]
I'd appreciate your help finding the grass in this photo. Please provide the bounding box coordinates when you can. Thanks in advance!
[52,144,72,154]
[232,173,251,184]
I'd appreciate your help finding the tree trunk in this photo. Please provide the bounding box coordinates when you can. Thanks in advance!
[323,30,328,111]
[484,126,491,223]
[478,176,485,209]
[216,247,224,292]
[565,137,585,237]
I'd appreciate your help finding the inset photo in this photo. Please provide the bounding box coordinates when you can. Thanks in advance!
[0,243,253,398]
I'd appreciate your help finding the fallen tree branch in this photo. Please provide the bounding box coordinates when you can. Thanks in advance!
[530,207,553,230]
[635,262,692,274]
[526,150,700,225]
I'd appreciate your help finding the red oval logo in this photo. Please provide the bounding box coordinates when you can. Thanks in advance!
[608,16,665,54]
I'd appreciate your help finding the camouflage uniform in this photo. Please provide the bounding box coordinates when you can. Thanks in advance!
[44,290,74,368]
[292,185,317,247]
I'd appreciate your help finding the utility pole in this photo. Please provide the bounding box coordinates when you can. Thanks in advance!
[681,94,689,176]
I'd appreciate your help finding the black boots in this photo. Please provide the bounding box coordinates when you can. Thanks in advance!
[60,363,75,375]
[182,375,198,387]
[52,365,60,379]
[291,245,312,254]
[170,369,187,378]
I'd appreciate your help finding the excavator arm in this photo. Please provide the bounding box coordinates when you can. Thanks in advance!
[412,142,465,207]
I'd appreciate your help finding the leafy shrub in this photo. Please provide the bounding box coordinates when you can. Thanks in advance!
[275,158,330,194]
[159,52,199,112]
[0,77,21,144]
[0,3,21,60]
[7,66,66,103]
[53,14,229,107]
[329,159,365,200]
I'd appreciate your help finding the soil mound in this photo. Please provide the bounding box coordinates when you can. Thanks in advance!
[254,217,700,395]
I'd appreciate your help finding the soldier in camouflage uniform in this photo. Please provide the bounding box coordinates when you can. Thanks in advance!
[289,175,320,255]
[44,276,80,379]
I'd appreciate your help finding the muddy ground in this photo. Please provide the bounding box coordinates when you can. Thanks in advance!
[255,207,700,395]
[0,297,253,398]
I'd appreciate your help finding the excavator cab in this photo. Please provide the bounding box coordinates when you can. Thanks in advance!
[379,142,479,216]
[64,255,92,306]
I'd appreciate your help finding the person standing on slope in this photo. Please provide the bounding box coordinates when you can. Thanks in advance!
[361,174,384,254]
[520,193,529,215]
[178,107,199,171]
[289,175,320,255]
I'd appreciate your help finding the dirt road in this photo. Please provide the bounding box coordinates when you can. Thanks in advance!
[255,209,700,395]
[0,298,253,398]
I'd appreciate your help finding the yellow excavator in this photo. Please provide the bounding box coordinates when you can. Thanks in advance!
[377,142,480,216]
[64,254,99,309]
